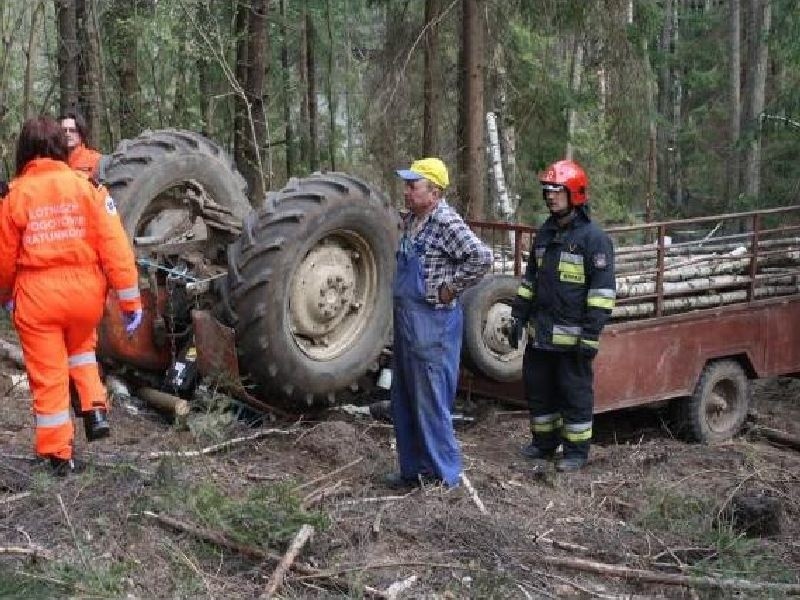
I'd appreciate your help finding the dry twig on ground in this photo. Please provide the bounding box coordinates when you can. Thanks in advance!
[260,524,314,599]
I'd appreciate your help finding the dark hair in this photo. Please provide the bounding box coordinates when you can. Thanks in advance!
[15,116,69,175]
[58,110,89,144]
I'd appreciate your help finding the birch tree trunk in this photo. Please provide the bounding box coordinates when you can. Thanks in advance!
[565,33,584,160]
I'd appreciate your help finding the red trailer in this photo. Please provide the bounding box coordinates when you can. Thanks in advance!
[461,206,800,442]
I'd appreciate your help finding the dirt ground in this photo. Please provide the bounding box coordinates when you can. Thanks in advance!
[2,341,799,598]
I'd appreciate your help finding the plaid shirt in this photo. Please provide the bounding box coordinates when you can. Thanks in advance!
[401,200,492,307]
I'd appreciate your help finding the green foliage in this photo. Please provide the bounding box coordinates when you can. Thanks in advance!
[0,560,132,599]
[150,479,329,551]
[635,486,793,587]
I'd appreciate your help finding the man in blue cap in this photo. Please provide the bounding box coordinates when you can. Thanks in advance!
[386,157,492,488]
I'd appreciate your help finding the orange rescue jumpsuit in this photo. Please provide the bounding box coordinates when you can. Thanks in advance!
[0,158,140,460]
[67,144,102,178]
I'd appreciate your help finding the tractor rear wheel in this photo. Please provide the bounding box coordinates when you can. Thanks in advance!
[100,128,250,259]
[226,173,399,408]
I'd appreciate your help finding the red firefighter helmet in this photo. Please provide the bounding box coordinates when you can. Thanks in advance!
[539,160,588,206]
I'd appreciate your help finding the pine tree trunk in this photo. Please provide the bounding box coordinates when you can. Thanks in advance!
[325,0,336,171]
[727,0,741,209]
[423,0,442,156]
[233,0,249,171]
[298,0,309,168]
[306,8,319,172]
[743,0,771,202]
[76,0,103,147]
[55,0,79,114]
[280,0,295,178]
[459,0,486,219]
[112,0,142,139]
[242,0,270,204]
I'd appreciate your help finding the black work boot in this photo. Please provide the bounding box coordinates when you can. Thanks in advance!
[83,408,110,442]
[519,442,555,461]
[49,457,86,477]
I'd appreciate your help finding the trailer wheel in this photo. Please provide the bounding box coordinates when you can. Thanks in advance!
[679,360,750,443]
[461,274,524,382]
[226,172,399,409]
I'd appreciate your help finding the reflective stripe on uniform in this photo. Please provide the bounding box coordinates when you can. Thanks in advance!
[36,410,71,428]
[531,413,562,433]
[117,286,140,300]
[563,421,592,442]
[68,352,96,367]
[587,287,616,309]
[580,338,600,349]
[516,284,533,299]
[552,324,580,346]
[559,252,584,265]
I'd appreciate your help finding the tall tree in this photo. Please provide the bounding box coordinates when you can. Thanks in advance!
[423,0,442,156]
[325,0,336,170]
[233,0,250,172]
[242,0,270,204]
[280,0,295,177]
[55,0,79,114]
[458,0,486,218]
[743,0,771,202]
[305,6,319,171]
[727,0,742,209]
[76,0,103,147]
[109,0,144,139]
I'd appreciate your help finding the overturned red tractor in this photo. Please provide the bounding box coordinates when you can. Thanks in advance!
[96,129,399,411]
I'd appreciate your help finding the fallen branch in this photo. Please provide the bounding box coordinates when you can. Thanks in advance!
[294,457,363,491]
[142,428,298,459]
[751,426,800,452]
[0,491,31,506]
[0,545,52,559]
[261,524,314,599]
[336,494,412,507]
[371,504,386,541]
[542,555,800,594]
[144,510,389,598]
[461,473,488,515]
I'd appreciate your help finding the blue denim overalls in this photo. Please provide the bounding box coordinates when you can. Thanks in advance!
[390,233,463,486]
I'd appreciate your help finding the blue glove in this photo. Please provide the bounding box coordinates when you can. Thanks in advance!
[3,299,13,313]
[123,308,143,334]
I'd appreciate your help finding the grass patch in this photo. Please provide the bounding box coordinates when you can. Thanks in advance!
[0,560,131,599]
[149,474,329,552]
[635,486,794,587]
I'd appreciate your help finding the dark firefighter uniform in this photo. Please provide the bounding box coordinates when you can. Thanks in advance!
[511,205,615,461]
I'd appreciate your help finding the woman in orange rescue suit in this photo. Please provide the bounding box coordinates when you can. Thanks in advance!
[0,116,142,475]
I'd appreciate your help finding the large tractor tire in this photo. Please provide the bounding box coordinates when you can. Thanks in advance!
[100,129,250,245]
[226,172,399,408]
[461,274,525,382]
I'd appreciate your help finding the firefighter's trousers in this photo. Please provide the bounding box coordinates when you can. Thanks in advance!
[13,266,108,460]
[523,347,594,459]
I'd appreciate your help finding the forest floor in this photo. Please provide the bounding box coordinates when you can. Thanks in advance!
[1,325,800,599]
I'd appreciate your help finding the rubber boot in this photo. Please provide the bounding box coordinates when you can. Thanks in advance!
[84,408,110,441]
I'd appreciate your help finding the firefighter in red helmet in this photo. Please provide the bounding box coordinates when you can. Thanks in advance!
[508,160,616,471]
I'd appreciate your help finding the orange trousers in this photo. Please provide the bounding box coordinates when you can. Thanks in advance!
[13,266,107,460]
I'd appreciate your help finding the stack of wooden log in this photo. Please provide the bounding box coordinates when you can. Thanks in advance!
[612,232,800,320]
[488,229,800,322]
